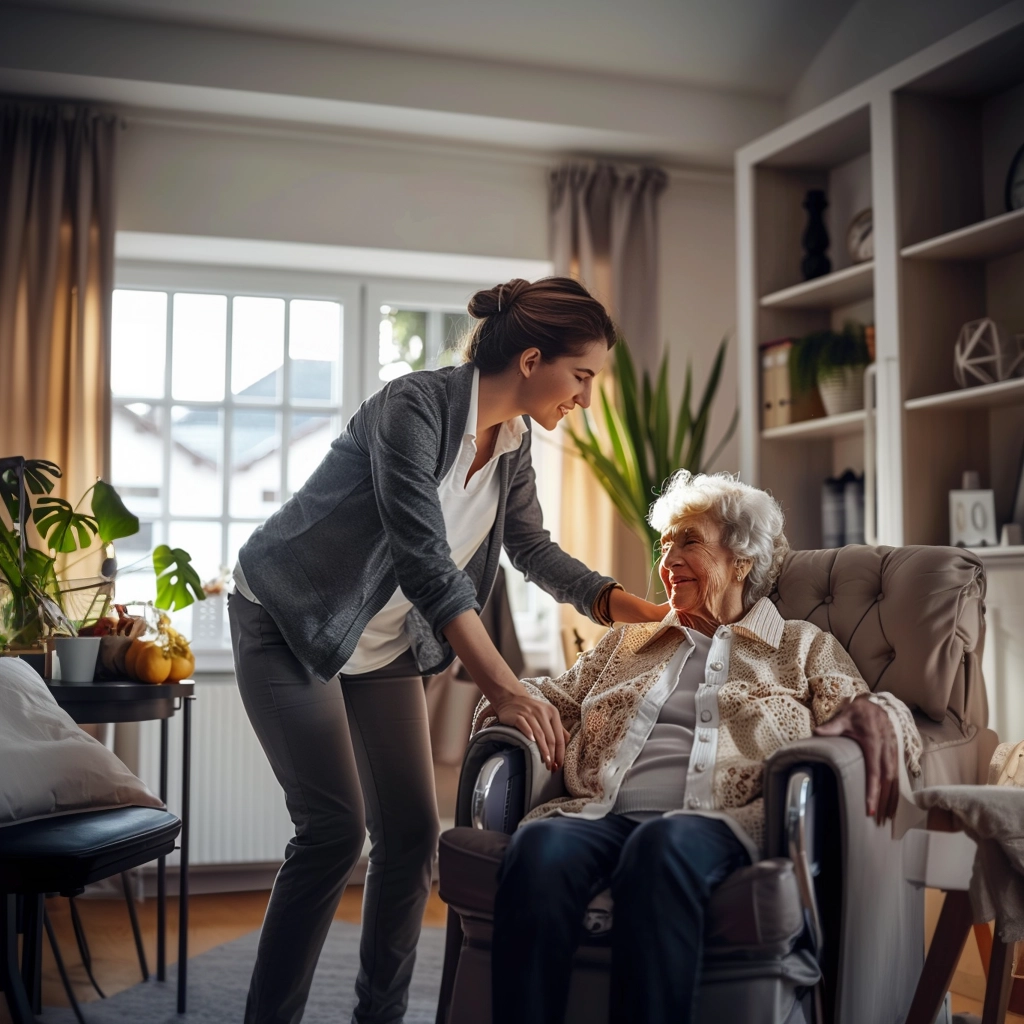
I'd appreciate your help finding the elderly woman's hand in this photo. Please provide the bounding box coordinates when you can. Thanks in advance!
[813,696,899,825]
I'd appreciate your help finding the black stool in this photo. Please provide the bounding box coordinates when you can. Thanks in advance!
[0,806,181,1024]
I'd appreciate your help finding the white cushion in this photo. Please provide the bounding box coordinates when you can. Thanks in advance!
[0,657,163,826]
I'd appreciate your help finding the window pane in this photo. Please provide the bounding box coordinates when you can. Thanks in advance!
[379,307,426,382]
[289,300,341,402]
[230,409,281,517]
[112,521,162,611]
[111,403,163,517]
[172,293,226,401]
[227,522,260,572]
[167,520,223,639]
[232,296,284,399]
[111,290,166,398]
[439,312,471,368]
[170,406,223,516]
[287,413,333,496]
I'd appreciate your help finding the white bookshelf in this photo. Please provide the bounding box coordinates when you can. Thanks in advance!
[735,4,1024,743]
[759,262,873,310]
[762,410,866,441]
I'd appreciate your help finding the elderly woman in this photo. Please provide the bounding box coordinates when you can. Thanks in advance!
[482,472,922,1024]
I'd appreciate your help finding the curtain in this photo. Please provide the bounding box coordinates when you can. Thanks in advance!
[0,102,118,506]
[549,162,667,649]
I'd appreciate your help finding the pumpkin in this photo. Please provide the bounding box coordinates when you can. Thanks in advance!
[125,639,149,679]
[135,643,172,685]
[167,650,195,682]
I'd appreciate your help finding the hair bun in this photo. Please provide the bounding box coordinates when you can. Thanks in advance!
[468,278,530,319]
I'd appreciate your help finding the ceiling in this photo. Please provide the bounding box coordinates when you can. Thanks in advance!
[16,0,857,97]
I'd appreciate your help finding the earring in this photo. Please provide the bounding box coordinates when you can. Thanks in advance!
[736,572,744,582]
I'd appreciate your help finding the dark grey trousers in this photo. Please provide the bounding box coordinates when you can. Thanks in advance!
[228,592,439,1024]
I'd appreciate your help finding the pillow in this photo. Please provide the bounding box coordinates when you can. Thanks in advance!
[0,657,163,826]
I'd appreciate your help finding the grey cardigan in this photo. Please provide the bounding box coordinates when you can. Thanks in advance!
[238,362,614,681]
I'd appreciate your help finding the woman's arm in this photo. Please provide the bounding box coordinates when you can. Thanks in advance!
[502,433,664,623]
[443,609,568,771]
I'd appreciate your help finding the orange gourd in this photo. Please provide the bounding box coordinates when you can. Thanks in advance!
[135,643,172,685]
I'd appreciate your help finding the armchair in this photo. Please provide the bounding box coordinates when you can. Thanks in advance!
[435,545,997,1024]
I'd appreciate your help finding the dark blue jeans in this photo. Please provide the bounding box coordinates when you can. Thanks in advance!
[492,813,750,1024]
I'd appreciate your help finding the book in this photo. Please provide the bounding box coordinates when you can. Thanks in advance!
[760,339,793,429]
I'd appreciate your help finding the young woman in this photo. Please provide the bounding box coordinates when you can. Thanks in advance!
[228,277,666,1024]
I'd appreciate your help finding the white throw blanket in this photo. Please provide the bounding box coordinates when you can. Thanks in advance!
[913,786,1024,943]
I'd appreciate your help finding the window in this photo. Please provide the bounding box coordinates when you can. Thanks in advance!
[111,265,562,673]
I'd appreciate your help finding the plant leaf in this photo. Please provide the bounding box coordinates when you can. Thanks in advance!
[685,337,729,470]
[91,480,140,544]
[672,364,693,467]
[32,497,99,553]
[0,458,61,522]
[153,544,206,611]
[651,355,671,489]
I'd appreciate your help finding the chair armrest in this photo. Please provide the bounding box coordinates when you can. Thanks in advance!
[455,726,567,829]
[763,736,922,1024]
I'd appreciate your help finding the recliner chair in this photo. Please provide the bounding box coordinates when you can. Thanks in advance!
[435,545,998,1024]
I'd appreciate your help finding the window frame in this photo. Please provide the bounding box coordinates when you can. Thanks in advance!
[113,260,563,674]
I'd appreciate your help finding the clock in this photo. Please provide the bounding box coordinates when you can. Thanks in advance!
[1006,141,1024,212]
[845,208,873,264]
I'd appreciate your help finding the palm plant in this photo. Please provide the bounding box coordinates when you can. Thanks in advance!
[565,338,738,568]
[0,457,205,649]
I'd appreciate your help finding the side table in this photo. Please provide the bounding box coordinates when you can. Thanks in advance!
[45,680,195,1013]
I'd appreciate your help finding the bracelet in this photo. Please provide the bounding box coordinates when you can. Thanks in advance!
[592,582,624,627]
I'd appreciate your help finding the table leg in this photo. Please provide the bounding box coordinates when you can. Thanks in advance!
[177,695,193,1014]
[983,935,1014,1024]
[157,716,169,982]
[906,890,973,1024]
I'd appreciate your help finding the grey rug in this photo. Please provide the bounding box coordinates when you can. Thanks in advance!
[40,921,445,1023]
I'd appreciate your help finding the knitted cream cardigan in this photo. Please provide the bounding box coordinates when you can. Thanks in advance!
[473,598,922,853]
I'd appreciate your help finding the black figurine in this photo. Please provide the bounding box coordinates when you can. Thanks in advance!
[801,189,831,280]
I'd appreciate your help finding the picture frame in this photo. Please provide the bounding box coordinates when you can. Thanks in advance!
[949,489,998,547]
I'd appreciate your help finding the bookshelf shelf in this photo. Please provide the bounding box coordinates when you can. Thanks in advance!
[968,545,1024,561]
[901,207,1024,262]
[904,377,1024,412]
[759,262,873,310]
[761,410,866,441]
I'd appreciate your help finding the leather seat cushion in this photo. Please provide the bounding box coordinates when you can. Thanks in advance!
[439,828,803,954]
[0,806,181,893]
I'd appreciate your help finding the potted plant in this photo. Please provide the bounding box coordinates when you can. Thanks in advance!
[789,322,872,417]
[0,456,205,680]
[565,338,738,591]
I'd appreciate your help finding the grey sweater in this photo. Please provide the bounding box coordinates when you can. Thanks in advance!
[238,362,614,681]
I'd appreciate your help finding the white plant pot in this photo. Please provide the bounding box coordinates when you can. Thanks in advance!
[52,636,102,684]
[817,366,865,417]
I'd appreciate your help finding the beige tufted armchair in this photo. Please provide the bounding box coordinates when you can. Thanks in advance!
[435,545,998,1024]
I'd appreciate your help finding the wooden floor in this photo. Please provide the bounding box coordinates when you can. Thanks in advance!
[3,884,1021,1023]
[1,883,447,1021]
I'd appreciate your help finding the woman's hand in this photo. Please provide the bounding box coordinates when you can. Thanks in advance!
[478,690,570,772]
[442,608,567,772]
[813,696,899,824]
[608,589,669,624]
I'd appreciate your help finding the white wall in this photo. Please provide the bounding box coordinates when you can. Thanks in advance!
[117,119,549,260]
[787,0,1009,116]
[659,178,739,474]
[118,119,740,476]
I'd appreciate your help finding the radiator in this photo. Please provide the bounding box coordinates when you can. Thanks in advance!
[137,677,295,867]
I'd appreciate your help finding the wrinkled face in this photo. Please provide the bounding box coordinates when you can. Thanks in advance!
[658,512,738,618]
[521,340,610,431]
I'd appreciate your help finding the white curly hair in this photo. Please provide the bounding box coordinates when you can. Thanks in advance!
[648,471,789,610]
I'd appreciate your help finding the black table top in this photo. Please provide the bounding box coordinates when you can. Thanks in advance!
[45,680,194,723]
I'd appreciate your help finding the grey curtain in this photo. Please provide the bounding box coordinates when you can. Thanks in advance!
[549,162,668,375]
[0,102,118,501]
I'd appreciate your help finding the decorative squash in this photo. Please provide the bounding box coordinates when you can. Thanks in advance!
[125,639,149,680]
[167,650,195,682]
[135,643,172,685]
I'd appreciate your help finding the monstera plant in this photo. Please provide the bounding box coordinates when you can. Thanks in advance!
[566,339,738,570]
[0,456,205,650]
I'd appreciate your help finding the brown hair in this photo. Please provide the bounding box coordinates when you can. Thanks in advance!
[464,277,618,373]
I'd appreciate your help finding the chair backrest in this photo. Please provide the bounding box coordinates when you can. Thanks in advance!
[771,545,986,727]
